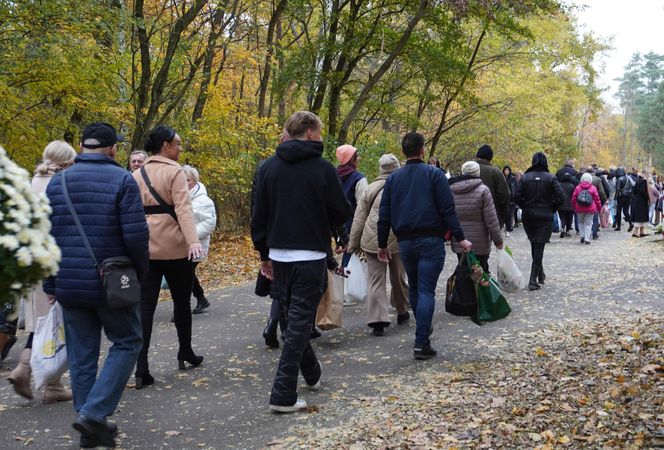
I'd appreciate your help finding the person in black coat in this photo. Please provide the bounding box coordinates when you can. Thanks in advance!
[630,172,650,237]
[503,165,517,232]
[514,152,565,290]
[558,173,575,238]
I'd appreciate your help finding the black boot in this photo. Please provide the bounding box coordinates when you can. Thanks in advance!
[263,319,279,348]
[135,361,154,390]
[192,296,210,314]
[528,264,540,291]
[538,266,546,285]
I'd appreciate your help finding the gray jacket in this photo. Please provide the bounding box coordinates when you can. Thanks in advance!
[449,176,503,256]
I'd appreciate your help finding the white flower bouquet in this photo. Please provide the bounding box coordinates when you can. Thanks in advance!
[0,147,61,310]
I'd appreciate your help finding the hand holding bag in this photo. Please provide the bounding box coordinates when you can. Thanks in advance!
[62,170,141,309]
[30,303,68,390]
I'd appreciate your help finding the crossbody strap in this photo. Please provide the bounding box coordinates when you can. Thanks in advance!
[61,170,99,268]
[140,166,178,222]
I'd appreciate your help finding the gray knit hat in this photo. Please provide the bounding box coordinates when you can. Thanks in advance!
[461,160,480,177]
[379,153,400,175]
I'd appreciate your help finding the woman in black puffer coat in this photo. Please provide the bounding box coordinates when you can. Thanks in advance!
[514,152,565,290]
[558,173,576,238]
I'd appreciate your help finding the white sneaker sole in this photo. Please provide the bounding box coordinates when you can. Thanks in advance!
[269,398,307,413]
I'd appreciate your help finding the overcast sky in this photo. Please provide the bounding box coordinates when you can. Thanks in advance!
[569,0,664,106]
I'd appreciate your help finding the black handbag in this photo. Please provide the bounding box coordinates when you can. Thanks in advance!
[62,170,141,309]
[254,270,271,297]
[445,254,477,317]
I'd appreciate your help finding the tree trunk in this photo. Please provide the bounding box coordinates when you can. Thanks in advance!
[337,0,428,144]
[257,0,288,117]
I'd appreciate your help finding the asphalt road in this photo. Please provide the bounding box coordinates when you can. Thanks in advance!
[1,226,662,449]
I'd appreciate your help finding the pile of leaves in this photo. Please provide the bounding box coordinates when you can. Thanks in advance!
[281,315,663,449]
[158,234,257,301]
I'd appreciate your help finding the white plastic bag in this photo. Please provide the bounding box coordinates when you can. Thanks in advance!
[495,247,526,293]
[344,254,368,302]
[30,303,68,390]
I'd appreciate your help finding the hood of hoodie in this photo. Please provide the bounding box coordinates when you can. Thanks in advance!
[615,167,626,177]
[276,139,324,163]
[579,180,593,189]
[449,176,483,194]
[190,181,208,199]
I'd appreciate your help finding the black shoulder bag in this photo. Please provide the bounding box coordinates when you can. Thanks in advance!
[61,170,141,309]
[140,166,177,222]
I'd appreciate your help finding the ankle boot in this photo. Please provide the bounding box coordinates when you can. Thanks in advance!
[8,348,33,399]
[538,266,546,285]
[42,379,72,404]
[263,319,279,348]
[177,348,203,370]
[528,264,540,291]
[192,296,210,314]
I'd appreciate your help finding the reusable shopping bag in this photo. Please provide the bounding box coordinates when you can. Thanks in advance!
[316,271,344,330]
[30,303,68,390]
[344,253,367,302]
[495,247,526,293]
[445,254,477,316]
[473,273,511,325]
[600,204,610,228]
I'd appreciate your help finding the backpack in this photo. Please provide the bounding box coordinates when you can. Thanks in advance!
[577,188,593,207]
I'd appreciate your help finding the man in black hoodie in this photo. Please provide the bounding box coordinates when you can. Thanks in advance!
[251,111,352,413]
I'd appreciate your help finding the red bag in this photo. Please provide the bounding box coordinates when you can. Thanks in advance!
[599,204,610,228]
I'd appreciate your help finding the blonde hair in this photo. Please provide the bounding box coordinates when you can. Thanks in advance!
[35,140,77,175]
[284,111,322,139]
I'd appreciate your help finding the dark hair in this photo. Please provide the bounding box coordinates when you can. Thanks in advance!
[144,126,176,154]
[402,132,424,158]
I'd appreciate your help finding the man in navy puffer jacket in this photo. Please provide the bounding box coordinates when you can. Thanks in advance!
[43,122,149,448]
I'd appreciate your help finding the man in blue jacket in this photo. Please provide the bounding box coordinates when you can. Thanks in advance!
[44,122,149,448]
[377,132,471,360]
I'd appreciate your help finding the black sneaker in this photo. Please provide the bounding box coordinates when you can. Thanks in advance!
[80,422,118,448]
[628,224,634,232]
[73,416,117,448]
[414,344,437,360]
[372,325,384,336]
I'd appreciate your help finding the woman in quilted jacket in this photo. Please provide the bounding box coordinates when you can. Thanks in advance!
[348,154,410,336]
[448,161,504,273]
[571,173,602,245]
[182,165,217,314]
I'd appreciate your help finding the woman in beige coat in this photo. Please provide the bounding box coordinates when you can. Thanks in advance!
[8,141,75,404]
[132,126,204,389]
[348,154,409,336]
[449,161,504,272]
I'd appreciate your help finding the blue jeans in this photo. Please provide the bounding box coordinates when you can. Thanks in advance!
[62,304,142,424]
[398,237,445,347]
[592,212,599,237]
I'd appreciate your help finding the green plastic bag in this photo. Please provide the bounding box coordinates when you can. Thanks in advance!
[473,272,511,325]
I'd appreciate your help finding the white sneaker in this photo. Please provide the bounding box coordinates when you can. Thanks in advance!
[505,231,511,237]
[342,298,358,307]
[307,362,322,391]
[269,397,307,413]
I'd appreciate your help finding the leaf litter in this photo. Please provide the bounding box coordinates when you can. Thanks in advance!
[279,314,663,449]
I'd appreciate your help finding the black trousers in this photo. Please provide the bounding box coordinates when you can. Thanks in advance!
[559,211,574,233]
[269,259,325,406]
[531,243,545,268]
[192,262,205,300]
[137,258,195,372]
[505,204,515,231]
[616,196,632,228]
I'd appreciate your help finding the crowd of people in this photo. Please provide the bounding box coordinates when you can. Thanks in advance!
[1,111,662,447]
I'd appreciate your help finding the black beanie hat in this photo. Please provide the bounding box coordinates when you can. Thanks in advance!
[476,144,493,161]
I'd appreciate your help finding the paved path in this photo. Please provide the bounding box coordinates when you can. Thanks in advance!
[1,227,662,449]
